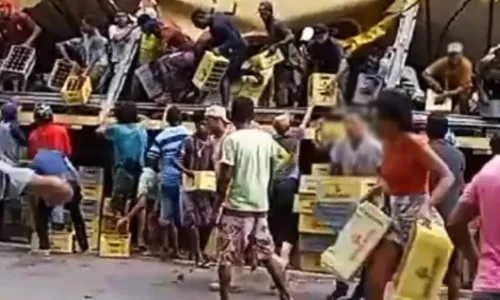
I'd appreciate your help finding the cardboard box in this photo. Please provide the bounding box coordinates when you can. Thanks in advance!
[183,171,216,192]
[192,51,229,91]
[394,221,454,300]
[99,233,131,258]
[308,73,338,107]
[299,176,376,197]
[321,202,391,280]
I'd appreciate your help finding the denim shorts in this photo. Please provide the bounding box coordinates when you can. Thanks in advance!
[160,185,182,225]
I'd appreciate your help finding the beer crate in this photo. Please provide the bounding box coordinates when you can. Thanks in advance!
[192,51,229,91]
[425,89,452,113]
[249,49,284,70]
[311,164,331,176]
[292,194,316,214]
[394,221,453,300]
[47,59,79,91]
[238,67,273,105]
[321,202,391,280]
[183,171,216,192]
[316,121,345,145]
[299,233,337,253]
[80,199,100,221]
[300,252,327,273]
[298,213,336,235]
[0,45,36,79]
[308,73,338,107]
[61,75,92,105]
[81,184,103,200]
[78,166,104,186]
[49,231,74,254]
[98,233,131,258]
[299,176,376,198]
[313,201,358,230]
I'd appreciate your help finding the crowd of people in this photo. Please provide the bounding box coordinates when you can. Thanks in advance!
[0,87,499,300]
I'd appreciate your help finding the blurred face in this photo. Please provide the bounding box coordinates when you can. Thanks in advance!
[375,117,400,140]
[196,120,209,137]
[313,32,328,44]
[193,13,209,29]
[115,13,128,27]
[206,116,220,133]
[0,3,11,20]
[344,115,364,140]
[447,52,462,65]
[81,21,94,34]
[258,6,272,22]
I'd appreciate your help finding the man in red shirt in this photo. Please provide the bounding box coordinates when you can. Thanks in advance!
[137,14,193,53]
[28,103,72,159]
[0,0,41,57]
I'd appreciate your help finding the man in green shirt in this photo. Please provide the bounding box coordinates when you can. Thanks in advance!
[217,97,291,300]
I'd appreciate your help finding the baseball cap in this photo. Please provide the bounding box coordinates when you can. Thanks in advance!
[447,42,463,54]
[313,24,329,35]
[205,105,229,123]
[300,27,314,42]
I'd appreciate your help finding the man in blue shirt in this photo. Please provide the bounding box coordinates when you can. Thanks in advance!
[191,8,262,106]
[147,105,190,259]
[96,101,148,215]
[30,149,88,255]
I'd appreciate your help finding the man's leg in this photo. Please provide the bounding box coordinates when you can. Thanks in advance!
[35,198,52,251]
[65,183,88,252]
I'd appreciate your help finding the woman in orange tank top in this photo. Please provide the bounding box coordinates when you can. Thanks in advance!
[366,90,454,300]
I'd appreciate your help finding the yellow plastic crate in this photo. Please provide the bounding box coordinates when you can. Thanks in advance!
[308,73,338,107]
[300,252,327,273]
[237,67,274,104]
[316,121,345,145]
[183,171,216,192]
[249,49,284,70]
[299,176,377,197]
[299,234,337,253]
[81,184,103,200]
[61,75,92,105]
[50,231,74,254]
[321,202,391,280]
[192,51,229,91]
[99,233,131,258]
[292,194,316,214]
[78,166,104,185]
[299,213,335,235]
[394,221,454,300]
[47,59,80,91]
[311,164,331,176]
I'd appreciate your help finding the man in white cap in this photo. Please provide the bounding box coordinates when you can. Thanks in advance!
[205,105,232,176]
[422,41,473,114]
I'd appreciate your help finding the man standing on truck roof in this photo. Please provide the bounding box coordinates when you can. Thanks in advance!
[0,0,41,57]
[306,24,345,75]
[258,1,303,107]
[191,7,263,106]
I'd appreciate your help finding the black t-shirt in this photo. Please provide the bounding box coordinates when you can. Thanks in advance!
[307,39,343,73]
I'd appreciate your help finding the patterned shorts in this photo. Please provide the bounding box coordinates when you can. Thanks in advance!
[182,191,214,228]
[216,209,275,265]
[386,194,444,246]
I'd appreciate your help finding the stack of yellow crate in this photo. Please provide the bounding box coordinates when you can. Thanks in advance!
[98,197,131,258]
[295,173,377,273]
[77,166,105,252]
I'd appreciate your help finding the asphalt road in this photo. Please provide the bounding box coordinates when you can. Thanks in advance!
[0,250,337,300]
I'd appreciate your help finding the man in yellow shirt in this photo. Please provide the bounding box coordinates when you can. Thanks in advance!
[422,42,473,114]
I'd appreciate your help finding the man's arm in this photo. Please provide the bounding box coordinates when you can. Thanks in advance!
[19,13,41,46]
[422,58,445,93]
[215,136,235,211]
[272,21,294,48]
[10,122,27,147]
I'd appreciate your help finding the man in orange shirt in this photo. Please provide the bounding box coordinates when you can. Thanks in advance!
[422,42,473,114]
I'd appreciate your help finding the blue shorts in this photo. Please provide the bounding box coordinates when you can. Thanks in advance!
[160,185,182,225]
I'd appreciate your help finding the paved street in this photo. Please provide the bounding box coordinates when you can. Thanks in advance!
[0,249,335,300]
